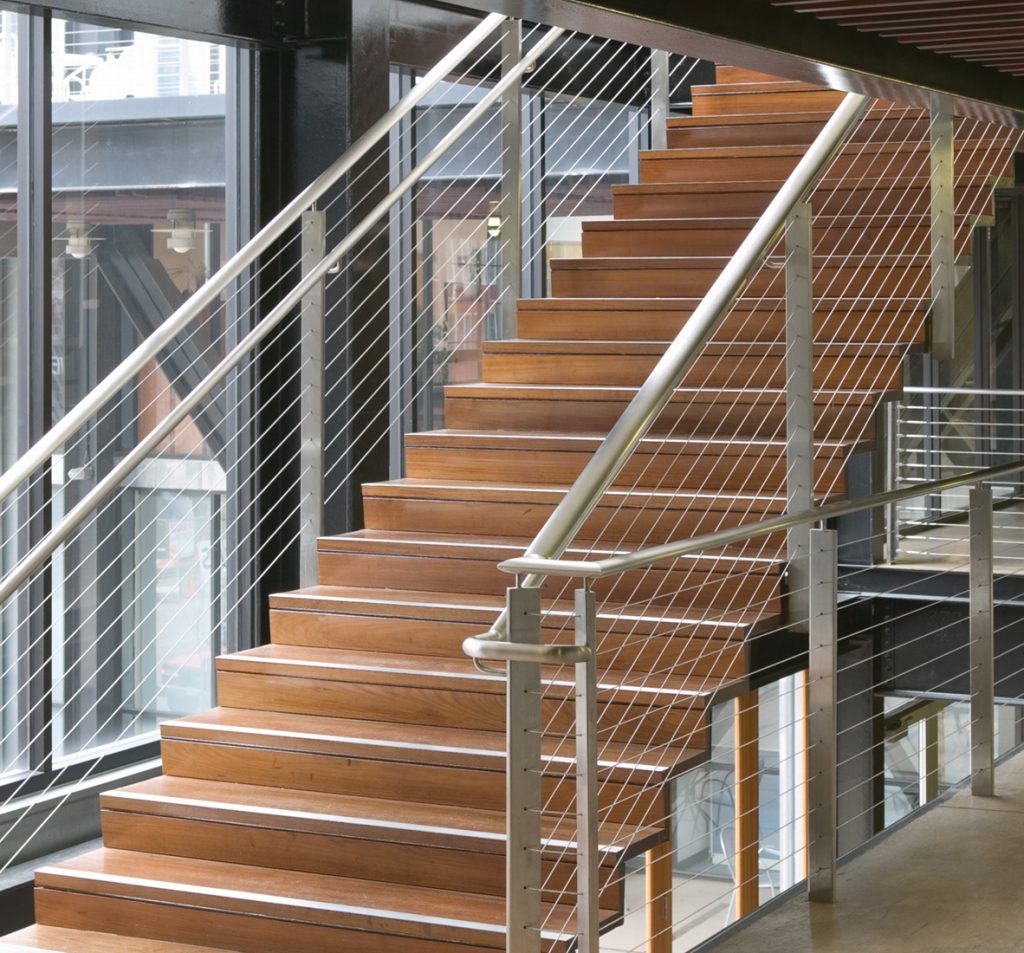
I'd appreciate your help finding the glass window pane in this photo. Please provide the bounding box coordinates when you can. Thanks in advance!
[50,19,229,760]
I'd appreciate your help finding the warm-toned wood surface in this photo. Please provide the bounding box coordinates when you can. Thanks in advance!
[4,67,1015,953]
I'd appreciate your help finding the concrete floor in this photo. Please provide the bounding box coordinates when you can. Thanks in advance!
[710,750,1024,953]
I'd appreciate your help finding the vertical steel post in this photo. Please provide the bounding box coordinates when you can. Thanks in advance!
[970,483,995,797]
[299,209,326,588]
[498,21,523,340]
[649,50,670,152]
[919,713,940,805]
[807,527,838,902]
[786,203,814,623]
[507,585,543,953]
[930,92,955,362]
[885,400,900,562]
[574,587,599,953]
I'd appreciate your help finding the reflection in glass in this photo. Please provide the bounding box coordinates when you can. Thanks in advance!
[49,20,228,759]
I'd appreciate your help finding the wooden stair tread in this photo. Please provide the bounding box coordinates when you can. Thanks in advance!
[484,339,909,357]
[362,477,801,509]
[0,927,243,953]
[550,253,928,270]
[106,776,662,854]
[269,585,779,634]
[613,172,1003,194]
[639,139,1007,160]
[37,848,597,943]
[664,109,909,128]
[222,643,737,699]
[404,429,865,453]
[317,528,785,567]
[517,295,924,309]
[444,382,897,401]
[163,706,695,775]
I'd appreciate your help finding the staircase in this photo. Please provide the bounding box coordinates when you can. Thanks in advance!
[0,67,1006,953]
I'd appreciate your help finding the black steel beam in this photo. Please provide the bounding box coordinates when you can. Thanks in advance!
[443,0,1024,124]
[16,0,289,47]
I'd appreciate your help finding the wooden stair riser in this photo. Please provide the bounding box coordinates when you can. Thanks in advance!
[160,738,667,826]
[99,808,620,904]
[481,349,902,389]
[637,143,997,186]
[581,220,969,259]
[516,303,927,346]
[444,390,879,441]
[316,548,783,610]
[612,183,994,220]
[362,493,790,546]
[691,86,846,115]
[268,610,750,679]
[33,890,520,953]
[550,260,929,300]
[214,669,710,748]
[404,440,848,495]
[666,114,929,149]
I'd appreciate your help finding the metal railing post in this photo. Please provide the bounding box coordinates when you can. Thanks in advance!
[574,586,599,953]
[807,527,838,903]
[507,584,542,953]
[649,50,670,152]
[930,92,955,362]
[299,209,326,588]
[969,483,995,797]
[885,400,900,562]
[786,202,814,622]
[498,20,523,340]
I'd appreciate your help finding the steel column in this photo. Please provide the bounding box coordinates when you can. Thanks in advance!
[734,691,761,918]
[16,11,53,774]
[498,20,523,339]
[786,203,813,623]
[969,483,995,797]
[649,49,670,151]
[930,92,955,363]
[299,210,326,587]
[506,585,542,953]
[574,587,599,953]
[807,527,838,902]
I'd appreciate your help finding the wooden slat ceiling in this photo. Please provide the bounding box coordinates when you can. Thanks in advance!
[770,1,1024,76]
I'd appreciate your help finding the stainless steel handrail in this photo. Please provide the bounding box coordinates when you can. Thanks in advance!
[903,386,1024,397]
[463,91,870,666]
[0,12,506,511]
[0,21,566,608]
[463,457,1024,663]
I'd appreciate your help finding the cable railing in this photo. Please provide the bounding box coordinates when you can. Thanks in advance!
[459,80,1024,952]
[0,12,725,889]
[888,386,1024,564]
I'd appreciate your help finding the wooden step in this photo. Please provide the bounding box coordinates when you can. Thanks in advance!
[443,382,891,442]
[34,849,597,953]
[516,297,928,345]
[612,177,999,220]
[362,476,798,544]
[713,66,788,85]
[580,215,971,259]
[481,340,905,389]
[267,585,771,679]
[637,139,1004,186]
[549,254,930,300]
[159,707,685,823]
[691,83,846,116]
[315,529,785,611]
[213,643,727,747]
[0,927,244,953]
[403,429,856,494]
[101,776,651,902]
[666,110,928,149]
